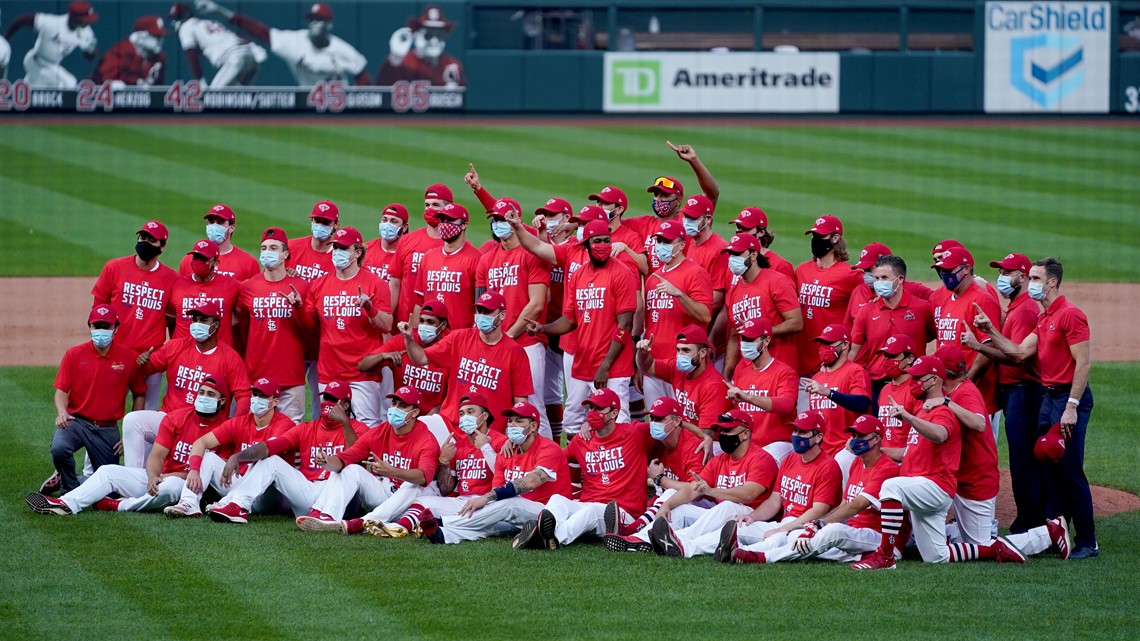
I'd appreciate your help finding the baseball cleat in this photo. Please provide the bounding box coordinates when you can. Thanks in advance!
[1046,517,1071,560]
[649,517,684,558]
[993,537,1027,564]
[512,520,542,550]
[537,509,559,550]
[604,534,652,553]
[39,472,62,496]
[92,498,121,512]
[341,518,366,535]
[295,510,340,532]
[27,492,72,515]
[417,509,444,544]
[851,551,897,570]
[208,502,249,524]
[713,521,739,563]
[730,549,765,565]
[603,500,621,536]
[164,501,202,519]
[363,520,409,538]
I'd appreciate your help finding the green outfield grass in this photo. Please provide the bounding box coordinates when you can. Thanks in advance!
[2,362,1138,641]
[2,123,1139,280]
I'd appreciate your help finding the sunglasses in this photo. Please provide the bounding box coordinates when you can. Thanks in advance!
[653,177,676,190]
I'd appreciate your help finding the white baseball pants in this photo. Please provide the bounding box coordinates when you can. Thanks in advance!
[217,455,326,516]
[439,496,545,544]
[23,51,77,88]
[60,465,183,514]
[952,494,998,545]
[209,45,257,87]
[309,464,437,521]
[121,410,166,468]
[881,476,953,563]
[544,494,634,546]
[760,522,882,564]
[735,516,797,547]
[654,500,752,558]
[320,381,382,427]
[143,372,164,411]
[543,348,564,407]
[277,385,306,424]
[523,343,551,438]
[174,452,241,507]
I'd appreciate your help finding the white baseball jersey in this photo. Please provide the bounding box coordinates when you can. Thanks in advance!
[177,17,244,66]
[31,13,96,64]
[0,36,10,72]
[269,29,366,86]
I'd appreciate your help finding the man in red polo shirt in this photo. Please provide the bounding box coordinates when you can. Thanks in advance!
[637,324,729,431]
[727,318,798,458]
[723,233,802,375]
[795,215,863,378]
[846,242,933,326]
[178,204,259,281]
[804,324,871,483]
[169,239,241,347]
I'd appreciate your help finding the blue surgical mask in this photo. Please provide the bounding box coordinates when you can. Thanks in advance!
[417,323,439,343]
[379,222,401,242]
[331,248,352,270]
[1027,281,1047,301]
[189,322,213,342]
[728,255,749,276]
[650,420,672,441]
[544,220,560,235]
[791,434,815,454]
[506,426,528,445]
[683,217,702,237]
[90,328,113,349]
[194,394,220,414]
[491,220,513,239]
[475,313,497,334]
[996,274,1017,298]
[458,414,480,434]
[676,354,696,373]
[939,268,963,292]
[654,241,674,264]
[311,222,332,241]
[873,279,896,299]
[205,223,227,244]
[387,407,409,428]
[249,396,271,417]
[259,250,282,270]
[863,271,876,288]
[576,227,585,241]
[740,341,760,361]
[849,437,874,457]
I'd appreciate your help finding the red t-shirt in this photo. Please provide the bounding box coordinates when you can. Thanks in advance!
[566,422,654,515]
[650,428,705,485]
[763,250,796,283]
[1033,296,1090,387]
[286,237,335,283]
[154,407,227,475]
[304,269,391,384]
[729,357,799,446]
[392,228,443,324]
[265,418,370,481]
[644,258,713,360]
[949,379,1000,501]
[998,293,1040,385]
[625,215,685,273]
[809,361,872,455]
[726,269,801,371]
[208,411,296,474]
[851,290,936,380]
[795,260,863,375]
[237,275,311,387]
[494,436,572,504]
[684,233,731,354]
[178,245,259,282]
[546,239,573,324]
[934,282,1003,413]
[336,420,442,488]
[377,333,449,412]
[697,445,780,509]
[776,452,843,519]
[362,238,400,283]
[901,405,962,497]
[145,337,252,415]
[424,328,534,432]
[562,260,639,380]
[54,341,146,421]
[168,274,241,346]
[844,453,901,531]
[449,430,509,497]
[551,243,639,355]
[91,256,179,352]
[656,358,730,431]
[476,243,551,348]
[877,379,922,450]
[414,242,482,330]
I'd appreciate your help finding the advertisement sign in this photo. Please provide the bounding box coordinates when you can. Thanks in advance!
[984,1,1111,113]
[604,52,839,113]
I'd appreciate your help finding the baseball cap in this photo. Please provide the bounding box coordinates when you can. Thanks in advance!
[251,377,280,397]
[721,234,762,254]
[88,304,118,326]
[439,202,469,223]
[502,401,541,423]
[460,393,491,413]
[188,299,222,320]
[655,220,684,242]
[322,381,351,401]
[813,324,849,344]
[877,334,916,356]
[421,300,449,320]
[489,198,521,219]
[805,215,843,236]
[932,239,962,256]
[845,415,883,437]
[933,344,968,373]
[588,186,628,209]
[387,385,423,408]
[199,375,229,398]
[382,203,409,223]
[137,220,169,242]
[424,183,453,202]
[475,290,506,312]
[261,227,288,244]
[648,397,684,419]
[536,197,573,217]
[932,246,974,270]
[332,226,363,247]
[188,239,219,260]
[788,411,825,433]
[739,318,773,340]
[410,4,454,31]
[579,220,610,244]
[680,194,714,218]
[854,242,893,270]
[731,207,768,229]
[205,204,235,223]
[310,200,339,221]
[572,205,609,225]
[715,409,753,431]
[68,1,98,23]
[582,388,621,411]
[1034,423,1067,463]
[677,324,711,348]
[647,176,683,197]
[134,15,167,36]
[305,2,333,21]
[907,355,946,379]
[989,253,1031,274]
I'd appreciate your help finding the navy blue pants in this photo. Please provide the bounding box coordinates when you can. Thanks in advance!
[1039,386,1096,549]
[1001,382,1045,533]
[50,418,121,493]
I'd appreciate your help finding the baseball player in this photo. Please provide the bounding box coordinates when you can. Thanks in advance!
[5,1,98,89]
[295,386,441,534]
[635,324,729,432]
[287,200,340,416]
[90,15,167,87]
[673,194,729,360]
[412,203,482,330]
[585,185,650,265]
[0,10,10,80]
[390,185,450,324]
[168,2,262,87]
[530,196,576,442]
[195,0,368,87]
[795,215,863,381]
[200,381,367,523]
[874,334,922,463]
[728,207,795,282]
[802,324,872,482]
[726,318,798,454]
[27,377,231,516]
[363,203,408,283]
[722,233,802,376]
[169,239,240,347]
[852,356,1025,569]
[301,226,393,427]
[376,4,465,87]
[42,305,146,496]
[178,204,259,281]
[91,220,179,410]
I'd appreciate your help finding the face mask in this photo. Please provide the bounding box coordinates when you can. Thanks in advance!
[683,217,703,238]
[810,236,833,259]
[651,198,677,217]
[849,437,874,457]
[586,410,609,430]
[676,354,696,373]
[885,359,905,380]
[424,207,441,227]
[320,400,339,427]
[996,274,1018,298]
[458,414,480,435]
[417,323,439,343]
[544,220,560,235]
[205,223,227,244]
[506,426,528,445]
[588,242,612,263]
[1028,281,1047,301]
[654,241,674,264]
[718,431,744,455]
[194,394,220,414]
[740,341,760,361]
[603,205,620,221]
[939,268,963,291]
[135,240,162,262]
[873,279,896,299]
[728,255,750,276]
[379,222,401,242]
[249,396,271,417]
[491,221,513,240]
[259,250,282,270]
[818,344,841,366]
[791,434,815,454]
[909,378,929,400]
[474,313,497,334]
[387,407,409,428]
[863,271,876,288]
[311,222,333,241]
[190,322,214,342]
[90,328,113,349]
[331,248,352,270]
[650,420,673,441]
[190,260,213,279]
[576,227,585,242]
[437,221,463,242]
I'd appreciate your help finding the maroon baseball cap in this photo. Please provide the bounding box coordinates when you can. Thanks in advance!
[932,239,962,256]
[680,194,714,218]
[989,253,1031,273]
[932,246,974,270]
[579,220,610,244]
[536,197,573,217]
[805,215,842,236]
[647,176,683,197]
[305,2,334,21]
[715,409,753,431]
[933,344,969,373]
[648,397,684,419]
[188,299,222,320]
[88,304,118,325]
[134,15,167,36]
[588,186,628,209]
[878,334,916,356]
[332,226,363,247]
[1034,423,1067,463]
[424,184,454,202]
[68,1,98,23]
[387,385,423,408]
[323,381,351,401]
[739,318,773,340]
[655,220,684,242]
[582,388,621,411]
[907,355,946,379]
[476,290,506,312]
[489,197,521,219]
[571,205,608,225]
[788,411,825,433]
[310,200,340,221]
[421,300,449,320]
[251,377,281,397]
[502,401,541,423]
[261,227,288,244]
[677,324,711,348]
[137,220,169,242]
[199,374,229,398]
[188,239,219,260]
[854,242,893,270]
[845,415,883,437]
[205,204,235,223]
[731,207,769,229]
[721,234,762,254]
[439,202,469,223]
[382,203,409,223]
[813,324,849,343]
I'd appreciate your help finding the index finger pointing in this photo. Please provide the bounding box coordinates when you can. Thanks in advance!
[468,162,476,172]
[666,140,679,151]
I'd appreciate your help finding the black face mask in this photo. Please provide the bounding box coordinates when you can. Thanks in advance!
[810,236,833,259]
[718,431,744,455]
[136,240,162,262]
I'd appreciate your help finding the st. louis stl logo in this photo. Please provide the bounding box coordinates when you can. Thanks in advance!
[1010,33,1084,108]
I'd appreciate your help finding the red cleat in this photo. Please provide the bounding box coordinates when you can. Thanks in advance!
[992,537,1027,564]
[851,551,897,570]
[342,518,365,535]
[730,549,766,565]
[93,498,121,512]
[1046,517,1071,560]
[208,502,249,524]
[296,510,339,532]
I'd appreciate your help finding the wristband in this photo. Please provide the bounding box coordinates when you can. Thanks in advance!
[653,473,665,487]
[363,302,380,319]
[1067,397,1080,406]
[189,454,203,472]
[492,483,518,501]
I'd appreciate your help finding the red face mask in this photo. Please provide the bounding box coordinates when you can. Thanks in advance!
[424,207,442,227]
[437,221,462,242]
[320,400,339,426]
[885,359,904,380]
[909,379,928,400]
[818,344,841,366]
[588,242,612,263]
[586,409,609,429]
[191,259,213,279]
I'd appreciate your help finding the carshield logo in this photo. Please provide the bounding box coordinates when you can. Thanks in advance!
[611,60,660,105]
[1009,33,1083,108]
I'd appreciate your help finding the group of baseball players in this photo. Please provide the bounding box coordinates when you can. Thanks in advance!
[27,140,1099,568]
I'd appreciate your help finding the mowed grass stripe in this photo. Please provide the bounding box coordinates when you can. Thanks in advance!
[972,126,1140,159]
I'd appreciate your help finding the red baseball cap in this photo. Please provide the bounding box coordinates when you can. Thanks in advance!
[332,226,363,247]
[536,197,573,217]
[989,253,1031,273]
[387,385,423,408]
[579,220,610,244]
[721,234,762,254]
[261,227,288,244]
[476,290,506,312]
[932,239,962,256]
[88,304,118,325]
[310,200,340,221]
[932,246,974,270]
[813,324,849,343]
[731,207,769,229]
[137,220,169,242]
[647,176,683,197]
[409,5,454,31]
[845,415,883,437]
[805,215,843,236]
[68,1,98,23]
[907,355,946,379]
[739,318,773,340]
[305,2,334,21]
[459,393,491,413]
[677,324,711,348]
[877,334,916,356]
[424,184,453,202]
[715,409,753,431]
[933,344,968,372]
[188,299,222,320]
[251,377,280,397]
[199,374,229,398]
[502,401,541,423]
[439,202,469,223]
[854,242,893,270]
[421,300,449,320]
[322,381,351,401]
[588,186,628,209]
[788,411,825,433]
[188,239,219,260]
[572,205,609,225]
[134,15,167,36]
[1034,423,1067,463]
[648,397,684,419]
[382,203,409,223]
[655,220,684,242]
[680,194,714,218]
[205,204,235,223]
[582,388,621,411]
[490,198,521,219]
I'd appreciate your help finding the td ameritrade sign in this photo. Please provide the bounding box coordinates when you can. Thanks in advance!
[984,2,1110,112]
[604,52,839,113]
